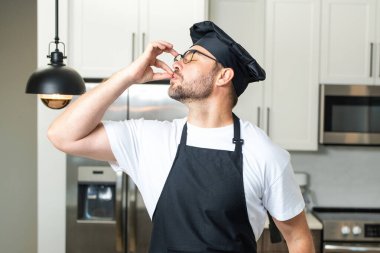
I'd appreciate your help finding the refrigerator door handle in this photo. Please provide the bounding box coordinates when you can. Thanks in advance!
[115,171,124,252]
[127,176,137,253]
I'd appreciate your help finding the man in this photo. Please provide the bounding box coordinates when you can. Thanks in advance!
[48,21,314,253]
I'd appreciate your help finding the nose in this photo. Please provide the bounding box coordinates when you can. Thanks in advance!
[172,60,182,72]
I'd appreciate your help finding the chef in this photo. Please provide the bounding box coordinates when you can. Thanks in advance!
[48,21,315,253]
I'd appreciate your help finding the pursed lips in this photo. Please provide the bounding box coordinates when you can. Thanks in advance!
[170,72,182,82]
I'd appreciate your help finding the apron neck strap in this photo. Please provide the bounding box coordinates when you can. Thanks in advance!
[232,113,244,153]
[179,114,244,153]
[180,123,188,145]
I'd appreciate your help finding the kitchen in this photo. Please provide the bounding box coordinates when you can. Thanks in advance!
[1,0,380,253]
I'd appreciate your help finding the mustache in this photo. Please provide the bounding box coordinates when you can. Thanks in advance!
[173,69,183,79]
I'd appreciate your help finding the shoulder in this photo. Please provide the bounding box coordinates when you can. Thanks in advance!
[139,118,186,141]
[103,117,187,149]
[240,119,290,167]
[240,119,291,187]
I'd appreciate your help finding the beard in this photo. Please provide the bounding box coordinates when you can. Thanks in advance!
[169,71,215,103]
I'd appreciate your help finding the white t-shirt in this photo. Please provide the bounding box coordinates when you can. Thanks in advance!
[103,118,304,240]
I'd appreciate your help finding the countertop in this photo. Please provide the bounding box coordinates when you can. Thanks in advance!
[263,212,323,230]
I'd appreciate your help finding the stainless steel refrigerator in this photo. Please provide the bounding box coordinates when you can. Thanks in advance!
[66,81,188,253]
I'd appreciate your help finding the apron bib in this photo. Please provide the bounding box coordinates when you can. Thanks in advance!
[149,114,257,253]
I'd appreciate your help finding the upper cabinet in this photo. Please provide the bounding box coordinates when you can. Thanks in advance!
[210,0,320,151]
[209,0,265,128]
[265,0,320,151]
[68,0,208,78]
[320,0,380,85]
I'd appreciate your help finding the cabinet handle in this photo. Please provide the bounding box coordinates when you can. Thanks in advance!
[142,33,146,52]
[257,107,261,127]
[370,42,374,77]
[266,107,270,135]
[379,43,380,78]
[132,33,136,61]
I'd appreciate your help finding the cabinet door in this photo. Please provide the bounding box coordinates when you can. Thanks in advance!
[320,0,377,84]
[140,0,208,67]
[260,229,288,253]
[265,0,320,151]
[68,0,138,78]
[376,1,380,83]
[209,0,265,127]
[311,230,322,253]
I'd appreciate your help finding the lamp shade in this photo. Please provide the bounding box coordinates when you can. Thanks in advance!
[26,65,86,95]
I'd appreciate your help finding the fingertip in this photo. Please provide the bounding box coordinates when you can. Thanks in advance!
[169,48,179,57]
[152,72,172,81]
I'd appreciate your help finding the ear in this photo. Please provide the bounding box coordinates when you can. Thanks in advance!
[215,68,234,87]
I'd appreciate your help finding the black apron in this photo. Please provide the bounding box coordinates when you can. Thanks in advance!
[149,114,257,253]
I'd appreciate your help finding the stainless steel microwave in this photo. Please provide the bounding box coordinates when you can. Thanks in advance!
[319,84,380,145]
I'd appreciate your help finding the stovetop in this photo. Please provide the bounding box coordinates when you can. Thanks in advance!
[314,207,380,220]
[314,207,380,213]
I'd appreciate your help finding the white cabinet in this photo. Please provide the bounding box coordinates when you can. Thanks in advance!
[140,0,208,65]
[320,0,380,85]
[265,0,320,150]
[209,0,265,127]
[68,0,138,78]
[68,0,208,78]
[210,0,319,151]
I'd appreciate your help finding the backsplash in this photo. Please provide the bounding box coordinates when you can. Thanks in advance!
[290,145,380,208]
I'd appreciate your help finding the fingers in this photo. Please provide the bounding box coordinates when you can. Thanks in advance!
[134,40,179,82]
[149,59,174,81]
[154,59,173,75]
[146,58,176,81]
[151,72,173,81]
[147,40,179,57]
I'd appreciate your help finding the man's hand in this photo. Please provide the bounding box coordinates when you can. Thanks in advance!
[127,40,179,84]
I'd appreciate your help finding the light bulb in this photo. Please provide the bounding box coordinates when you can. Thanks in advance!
[38,94,73,109]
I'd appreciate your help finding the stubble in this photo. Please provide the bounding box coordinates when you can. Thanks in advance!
[169,70,216,103]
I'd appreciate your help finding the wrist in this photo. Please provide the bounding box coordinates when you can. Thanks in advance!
[113,66,139,86]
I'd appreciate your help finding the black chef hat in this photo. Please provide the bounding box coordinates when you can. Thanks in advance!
[190,21,266,97]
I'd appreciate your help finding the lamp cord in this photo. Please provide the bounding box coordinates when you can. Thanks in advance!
[55,0,59,50]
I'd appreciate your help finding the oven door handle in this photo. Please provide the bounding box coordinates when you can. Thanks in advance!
[325,244,380,252]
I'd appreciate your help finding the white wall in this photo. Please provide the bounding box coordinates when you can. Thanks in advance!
[0,0,37,252]
[291,145,380,208]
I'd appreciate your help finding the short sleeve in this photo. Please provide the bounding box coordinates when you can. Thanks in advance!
[102,119,142,182]
[263,162,305,221]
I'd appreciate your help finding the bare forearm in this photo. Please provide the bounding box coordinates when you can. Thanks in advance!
[48,67,134,145]
[287,233,315,253]
[47,41,177,156]
[274,212,316,253]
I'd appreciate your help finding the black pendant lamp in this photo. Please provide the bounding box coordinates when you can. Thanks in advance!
[26,0,85,109]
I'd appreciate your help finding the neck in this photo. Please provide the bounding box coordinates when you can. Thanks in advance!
[186,99,233,128]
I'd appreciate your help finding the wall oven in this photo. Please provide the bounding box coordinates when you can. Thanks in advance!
[319,84,380,145]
